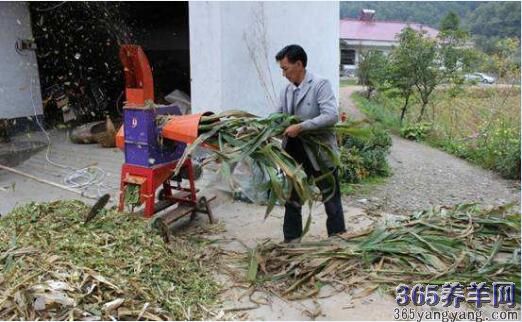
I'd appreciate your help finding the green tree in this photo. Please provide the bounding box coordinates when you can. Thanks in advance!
[356,50,387,99]
[409,32,439,121]
[386,29,417,124]
[466,2,521,39]
[388,23,474,122]
[438,12,476,81]
[482,38,521,81]
[388,28,439,121]
[440,11,460,32]
[425,16,473,120]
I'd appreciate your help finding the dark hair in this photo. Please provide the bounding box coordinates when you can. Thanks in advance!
[275,44,307,67]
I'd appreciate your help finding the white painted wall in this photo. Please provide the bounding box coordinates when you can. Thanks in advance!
[189,1,339,117]
[0,2,43,119]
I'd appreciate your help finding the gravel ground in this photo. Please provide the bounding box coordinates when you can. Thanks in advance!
[339,86,521,216]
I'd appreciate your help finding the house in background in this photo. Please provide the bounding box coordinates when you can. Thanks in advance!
[340,9,439,75]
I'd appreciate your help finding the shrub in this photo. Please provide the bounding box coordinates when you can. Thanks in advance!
[437,139,472,159]
[339,126,392,184]
[339,146,368,183]
[462,86,520,99]
[400,122,432,141]
[436,118,521,179]
[495,139,520,179]
[482,119,521,179]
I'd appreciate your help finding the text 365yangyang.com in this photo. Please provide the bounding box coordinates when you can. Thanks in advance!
[393,307,519,322]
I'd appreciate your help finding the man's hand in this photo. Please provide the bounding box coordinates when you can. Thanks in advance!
[284,124,303,138]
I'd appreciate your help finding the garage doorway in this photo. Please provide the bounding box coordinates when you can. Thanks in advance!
[29,1,190,127]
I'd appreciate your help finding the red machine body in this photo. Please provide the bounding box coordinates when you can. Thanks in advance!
[117,45,213,227]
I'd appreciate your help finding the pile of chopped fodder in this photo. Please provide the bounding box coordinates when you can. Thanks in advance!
[238,203,521,301]
[0,200,221,320]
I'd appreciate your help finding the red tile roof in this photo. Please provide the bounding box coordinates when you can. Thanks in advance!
[340,18,439,42]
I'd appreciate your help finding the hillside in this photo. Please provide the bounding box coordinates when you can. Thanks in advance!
[340,1,521,49]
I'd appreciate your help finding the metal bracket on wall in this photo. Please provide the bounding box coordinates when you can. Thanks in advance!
[15,38,37,55]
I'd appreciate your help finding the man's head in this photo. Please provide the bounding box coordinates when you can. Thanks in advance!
[275,44,307,85]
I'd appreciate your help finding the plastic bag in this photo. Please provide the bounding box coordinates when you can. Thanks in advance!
[164,89,191,115]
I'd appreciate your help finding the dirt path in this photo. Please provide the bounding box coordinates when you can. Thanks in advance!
[339,85,367,122]
[339,86,521,215]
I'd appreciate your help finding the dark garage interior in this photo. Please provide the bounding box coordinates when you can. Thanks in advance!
[28,1,191,128]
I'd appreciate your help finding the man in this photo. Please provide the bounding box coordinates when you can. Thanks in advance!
[275,44,347,242]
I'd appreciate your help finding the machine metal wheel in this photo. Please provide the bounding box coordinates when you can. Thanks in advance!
[177,161,203,180]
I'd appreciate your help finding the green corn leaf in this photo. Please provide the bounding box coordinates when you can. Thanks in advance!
[247,248,259,283]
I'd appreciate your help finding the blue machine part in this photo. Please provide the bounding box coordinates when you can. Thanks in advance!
[123,104,186,167]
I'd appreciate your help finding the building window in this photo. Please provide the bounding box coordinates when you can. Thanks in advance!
[341,49,356,65]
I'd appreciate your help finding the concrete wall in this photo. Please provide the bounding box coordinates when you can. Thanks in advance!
[189,1,339,116]
[0,2,42,119]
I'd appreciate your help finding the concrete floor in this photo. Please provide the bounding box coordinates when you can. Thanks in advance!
[0,129,222,216]
[0,129,120,216]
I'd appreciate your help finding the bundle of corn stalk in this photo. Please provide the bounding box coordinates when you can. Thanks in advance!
[159,111,368,216]
[0,201,222,320]
[238,203,521,300]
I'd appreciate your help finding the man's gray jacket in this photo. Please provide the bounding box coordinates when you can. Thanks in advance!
[276,71,339,171]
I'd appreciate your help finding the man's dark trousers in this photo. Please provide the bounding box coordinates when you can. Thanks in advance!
[283,137,347,241]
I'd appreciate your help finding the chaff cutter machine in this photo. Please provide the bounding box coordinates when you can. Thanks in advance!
[116,45,214,228]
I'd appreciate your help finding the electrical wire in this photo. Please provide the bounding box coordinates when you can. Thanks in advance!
[30,76,112,197]
[30,77,70,170]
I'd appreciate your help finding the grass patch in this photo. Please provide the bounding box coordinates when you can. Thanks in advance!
[352,92,402,132]
[340,79,358,87]
[353,86,521,179]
